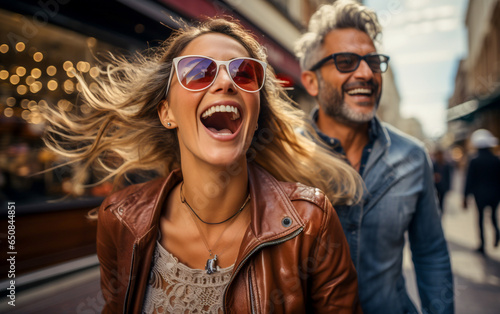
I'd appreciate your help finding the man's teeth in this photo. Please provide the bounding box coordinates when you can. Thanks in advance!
[201,105,240,120]
[346,88,372,95]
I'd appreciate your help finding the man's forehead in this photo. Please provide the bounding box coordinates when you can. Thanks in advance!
[322,28,376,54]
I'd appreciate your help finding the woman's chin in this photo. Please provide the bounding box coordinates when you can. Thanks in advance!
[201,149,247,168]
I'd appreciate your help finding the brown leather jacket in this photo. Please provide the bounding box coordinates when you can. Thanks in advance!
[97,163,361,313]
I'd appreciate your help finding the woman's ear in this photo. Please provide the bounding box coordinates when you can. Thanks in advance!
[301,71,319,97]
[158,100,177,129]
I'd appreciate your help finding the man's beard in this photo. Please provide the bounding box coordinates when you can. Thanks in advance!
[317,76,379,125]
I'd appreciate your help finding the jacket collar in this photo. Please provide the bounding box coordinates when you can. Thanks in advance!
[234,163,305,260]
[122,163,304,250]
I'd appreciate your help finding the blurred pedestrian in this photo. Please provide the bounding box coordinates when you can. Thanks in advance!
[463,129,500,254]
[433,148,452,213]
[42,18,363,313]
[295,1,453,313]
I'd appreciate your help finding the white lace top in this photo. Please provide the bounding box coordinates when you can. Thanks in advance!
[142,242,234,314]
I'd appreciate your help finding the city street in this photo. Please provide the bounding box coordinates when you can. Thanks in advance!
[440,169,500,314]
[404,168,500,314]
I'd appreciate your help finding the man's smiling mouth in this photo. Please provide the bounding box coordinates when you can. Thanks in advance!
[345,88,373,96]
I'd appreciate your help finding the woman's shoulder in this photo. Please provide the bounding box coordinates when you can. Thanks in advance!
[250,163,330,212]
[97,177,170,234]
[279,181,330,212]
[277,181,338,234]
[100,177,167,210]
[276,181,343,242]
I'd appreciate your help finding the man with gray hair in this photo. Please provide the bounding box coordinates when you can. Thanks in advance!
[295,1,453,313]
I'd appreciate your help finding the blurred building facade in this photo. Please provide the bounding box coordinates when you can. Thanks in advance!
[447,0,500,152]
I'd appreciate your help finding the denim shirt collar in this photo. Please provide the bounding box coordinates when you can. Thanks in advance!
[309,107,379,176]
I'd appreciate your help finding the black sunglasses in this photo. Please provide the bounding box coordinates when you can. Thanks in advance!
[309,52,390,73]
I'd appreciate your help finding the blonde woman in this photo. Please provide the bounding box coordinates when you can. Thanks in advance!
[43,18,362,313]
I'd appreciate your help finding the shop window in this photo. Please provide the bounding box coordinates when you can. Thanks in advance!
[0,9,117,206]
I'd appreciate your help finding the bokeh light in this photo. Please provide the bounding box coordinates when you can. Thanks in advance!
[63,61,73,71]
[0,44,9,53]
[0,70,9,80]
[16,66,26,77]
[31,68,42,78]
[15,42,25,52]
[4,107,14,117]
[47,65,57,76]
[6,97,16,106]
[47,79,58,91]
[17,85,28,95]
[10,75,20,85]
[33,52,43,62]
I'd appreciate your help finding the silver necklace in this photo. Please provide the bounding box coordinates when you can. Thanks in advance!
[180,183,250,274]
[180,183,250,225]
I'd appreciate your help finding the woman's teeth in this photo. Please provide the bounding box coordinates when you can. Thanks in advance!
[201,105,240,120]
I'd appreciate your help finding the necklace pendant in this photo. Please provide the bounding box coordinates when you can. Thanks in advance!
[205,255,218,274]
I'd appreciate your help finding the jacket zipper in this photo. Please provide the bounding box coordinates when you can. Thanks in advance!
[248,269,255,314]
[223,227,304,313]
[123,243,137,314]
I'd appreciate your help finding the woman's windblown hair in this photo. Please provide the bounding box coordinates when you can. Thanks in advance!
[42,17,362,205]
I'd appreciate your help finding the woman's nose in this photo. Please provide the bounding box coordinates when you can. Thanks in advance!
[210,65,237,94]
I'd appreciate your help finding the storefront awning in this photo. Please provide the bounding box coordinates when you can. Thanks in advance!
[447,89,500,121]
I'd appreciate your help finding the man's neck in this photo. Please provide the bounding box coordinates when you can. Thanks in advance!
[316,108,370,167]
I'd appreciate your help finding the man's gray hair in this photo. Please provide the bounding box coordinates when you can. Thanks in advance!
[295,0,382,71]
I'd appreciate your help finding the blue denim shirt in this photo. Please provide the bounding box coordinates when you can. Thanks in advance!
[311,110,454,314]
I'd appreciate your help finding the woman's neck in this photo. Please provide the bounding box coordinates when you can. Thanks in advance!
[180,158,249,225]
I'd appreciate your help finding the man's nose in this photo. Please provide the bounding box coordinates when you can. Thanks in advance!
[353,59,374,80]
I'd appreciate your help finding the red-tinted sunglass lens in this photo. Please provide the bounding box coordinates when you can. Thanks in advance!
[177,57,217,90]
[229,59,264,91]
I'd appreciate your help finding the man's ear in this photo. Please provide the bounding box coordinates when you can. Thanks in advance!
[301,71,319,97]
[158,100,177,129]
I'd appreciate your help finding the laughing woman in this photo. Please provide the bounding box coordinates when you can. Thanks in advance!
[43,18,362,313]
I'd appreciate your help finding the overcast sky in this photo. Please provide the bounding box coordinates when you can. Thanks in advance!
[364,0,469,139]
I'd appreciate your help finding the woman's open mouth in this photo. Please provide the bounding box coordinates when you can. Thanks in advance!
[201,104,242,136]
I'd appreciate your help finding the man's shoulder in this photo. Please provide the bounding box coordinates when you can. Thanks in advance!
[381,122,427,154]
[372,121,431,171]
